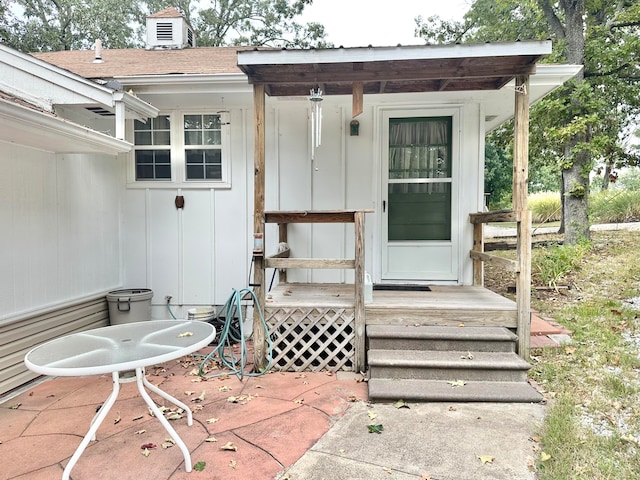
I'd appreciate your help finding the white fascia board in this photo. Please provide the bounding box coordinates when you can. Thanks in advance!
[113,91,159,120]
[0,44,114,106]
[484,63,583,131]
[0,97,132,154]
[237,40,553,66]
[114,73,250,91]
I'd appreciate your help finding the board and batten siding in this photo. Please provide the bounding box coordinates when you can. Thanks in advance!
[0,142,122,396]
[120,107,252,318]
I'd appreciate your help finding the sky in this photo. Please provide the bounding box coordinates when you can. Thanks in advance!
[300,0,470,47]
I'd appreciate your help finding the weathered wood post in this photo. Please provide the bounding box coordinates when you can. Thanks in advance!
[513,76,532,360]
[252,84,268,371]
[354,210,366,372]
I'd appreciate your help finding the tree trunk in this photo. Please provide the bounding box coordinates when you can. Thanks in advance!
[559,0,589,244]
[563,148,590,244]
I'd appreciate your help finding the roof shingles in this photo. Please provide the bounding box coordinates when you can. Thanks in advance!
[33,47,247,79]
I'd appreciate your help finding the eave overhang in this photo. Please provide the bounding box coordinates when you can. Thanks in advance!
[237,40,553,97]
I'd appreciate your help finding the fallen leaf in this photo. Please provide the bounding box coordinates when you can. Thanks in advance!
[339,449,345,454]
[221,441,237,451]
[134,429,146,435]
[194,461,206,472]
[9,403,21,410]
[185,390,196,396]
[347,395,358,402]
[477,455,494,464]
[219,385,232,392]
[448,380,467,387]
[141,448,151,457]
[178,331,193,337]
[368,411,378,420]
[393,400,410,409]
[458,323,465,327]
[192,390,206,402]
[540,452,551,462]
[205,437,218,442]
[530,436,541,442]
[448,406,457,411]
[227,396,238,403]
[460,352,474,360]
[141,443,157,450]
[132,415,144,421]
[229,459,237,469]
[420,475,433,480]
[166,412,183,420]
[382,466,393,473]
[294,398,304,404]
[564,346,577,355]
[162,439,175,449]
[206,417,219,424]
[114,412,121,424]
[368,424,384,434]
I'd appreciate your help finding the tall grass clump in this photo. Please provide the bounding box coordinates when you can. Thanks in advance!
[529,191,562,223]
[532,240,590,289]
[589,189,640,223]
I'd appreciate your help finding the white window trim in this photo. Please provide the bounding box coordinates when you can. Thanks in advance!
[127,109,231,189]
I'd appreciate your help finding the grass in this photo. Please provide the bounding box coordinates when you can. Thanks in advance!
[524,230,640,480]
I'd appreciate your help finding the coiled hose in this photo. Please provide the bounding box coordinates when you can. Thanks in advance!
[196,288,273,380]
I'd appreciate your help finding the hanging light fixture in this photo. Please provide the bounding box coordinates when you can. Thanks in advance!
[309,87,323,159]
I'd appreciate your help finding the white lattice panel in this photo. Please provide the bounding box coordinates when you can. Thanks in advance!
[266,307,355,372]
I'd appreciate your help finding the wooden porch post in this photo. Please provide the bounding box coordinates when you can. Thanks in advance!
[252,84,268,371]
[354,210,366,372]
[513,76,532,360]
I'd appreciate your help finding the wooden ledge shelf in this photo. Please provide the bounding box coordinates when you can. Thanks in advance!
[265,209,374,224]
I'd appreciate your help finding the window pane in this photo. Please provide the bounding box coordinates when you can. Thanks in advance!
[135,150,171,180]
[204,149,221,164]
[187,165,204,179]
[184,115,201,129]
[388,183,451,240]
[154,115,171,130]
[203,115,221,129]
[134,131,152,145]
[205,164,222,179]
[185,131,202,145]
[134,119,151,131]
[203,131,222,145]
[186,150,204,165]
[155,165,172,179]
[153,131,171,145]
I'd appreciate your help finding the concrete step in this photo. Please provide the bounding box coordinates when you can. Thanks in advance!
[367,325,517,352]
[368,350,531,382]
[368,378,543,403]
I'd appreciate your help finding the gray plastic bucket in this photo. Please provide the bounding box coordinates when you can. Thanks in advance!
[106,289,153,325]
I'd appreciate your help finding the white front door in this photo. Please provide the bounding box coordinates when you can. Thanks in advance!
[381,108,459,282]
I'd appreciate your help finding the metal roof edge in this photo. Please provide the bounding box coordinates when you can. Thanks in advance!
[237,40,553,66]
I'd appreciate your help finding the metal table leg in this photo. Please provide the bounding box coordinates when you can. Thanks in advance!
[135,367,192,472]
[62,372,120,480]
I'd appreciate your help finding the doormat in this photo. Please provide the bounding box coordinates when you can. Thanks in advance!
[373,284,431,292]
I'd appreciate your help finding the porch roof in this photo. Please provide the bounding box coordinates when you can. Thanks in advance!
[237,40,553,97]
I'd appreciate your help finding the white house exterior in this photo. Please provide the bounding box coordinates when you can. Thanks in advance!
[0,8,581,395]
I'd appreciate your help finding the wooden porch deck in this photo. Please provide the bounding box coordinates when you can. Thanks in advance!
[266,283,517,328]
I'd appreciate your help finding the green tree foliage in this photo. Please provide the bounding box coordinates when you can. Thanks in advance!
[417,0,640,243]
[1,0,327,51]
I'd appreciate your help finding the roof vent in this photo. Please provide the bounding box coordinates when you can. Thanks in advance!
[93,39,104,63]
[146,7,195,50]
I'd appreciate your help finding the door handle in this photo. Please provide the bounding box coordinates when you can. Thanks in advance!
[382,200,386,213]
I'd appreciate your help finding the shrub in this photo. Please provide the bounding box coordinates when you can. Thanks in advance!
[529,191,562,223]
[532,241,590,289]
[589,189,640,223]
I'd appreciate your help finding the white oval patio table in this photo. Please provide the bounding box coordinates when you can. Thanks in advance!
[24,320,216,480]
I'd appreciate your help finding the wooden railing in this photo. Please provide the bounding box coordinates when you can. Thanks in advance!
[261,209,373,371]
[469,208,532,359]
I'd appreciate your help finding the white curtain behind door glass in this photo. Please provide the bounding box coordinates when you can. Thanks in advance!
[389,119,450,194]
